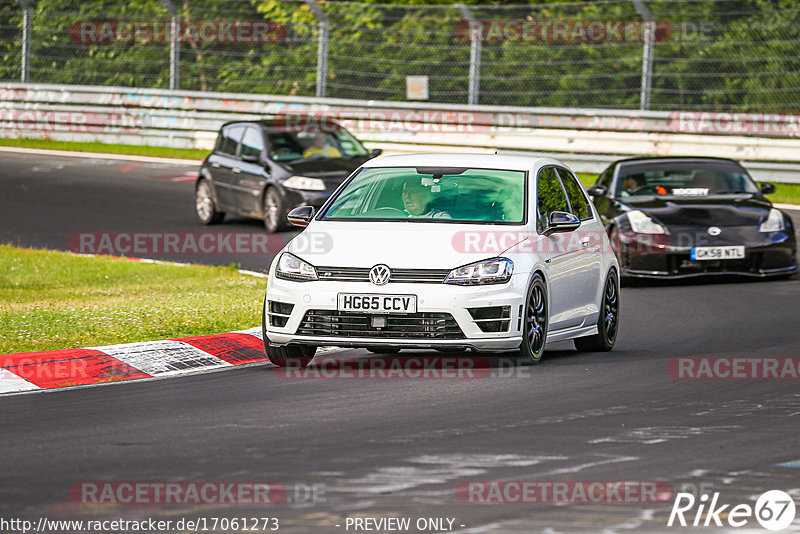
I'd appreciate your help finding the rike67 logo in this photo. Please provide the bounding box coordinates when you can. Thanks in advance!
[668,490,796,530]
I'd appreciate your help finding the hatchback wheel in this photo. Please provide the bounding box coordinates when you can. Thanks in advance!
[574,271,619,352]
[263,187,286,233]
[519,274,548,364]
[195,179,224,224]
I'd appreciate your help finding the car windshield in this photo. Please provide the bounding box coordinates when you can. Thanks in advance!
[265,128,368,162]
[321,167,526,223]
[616,162,760,198]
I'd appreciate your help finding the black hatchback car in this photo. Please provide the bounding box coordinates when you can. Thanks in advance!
[587,156,797,279]
[195,118,380,232]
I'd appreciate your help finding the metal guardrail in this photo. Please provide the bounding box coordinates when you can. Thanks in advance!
[1,83,799,183]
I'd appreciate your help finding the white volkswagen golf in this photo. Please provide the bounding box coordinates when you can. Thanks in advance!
[262,154,619,367]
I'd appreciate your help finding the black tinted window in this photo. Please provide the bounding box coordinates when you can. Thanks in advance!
[537,167,570,231]
[558,168,592,221]
[218,126,244,155]
[240,127,265,159]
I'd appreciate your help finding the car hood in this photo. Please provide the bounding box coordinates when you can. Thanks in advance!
[284,221,530,269]
[279,156,369,185]
[622,195,772,227]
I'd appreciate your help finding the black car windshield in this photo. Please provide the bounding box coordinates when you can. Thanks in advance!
[321,167,526,223]
[616,162,760,198]
[265,128,368,161]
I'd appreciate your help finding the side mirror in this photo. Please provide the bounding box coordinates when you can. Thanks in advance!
[543,211,581,236]
[287,206,315,227]
[586,184,608,197]
[368,148,383,158]
[241,153,260,163]
[760,182,776,195]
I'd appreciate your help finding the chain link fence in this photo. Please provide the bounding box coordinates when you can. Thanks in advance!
[1,0,798,111]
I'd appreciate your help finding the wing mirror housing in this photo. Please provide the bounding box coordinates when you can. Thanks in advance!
[368,148,383,158]
[586,184,608,197]
[760,182,776,195]
[543,211,581,236]
[287,206,315,227]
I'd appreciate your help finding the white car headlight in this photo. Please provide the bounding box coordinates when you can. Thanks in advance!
[283,175,326,191]
[758,208,784,233]
[276,253,318,281]
[626,209,668,235]
[445,258,513,286]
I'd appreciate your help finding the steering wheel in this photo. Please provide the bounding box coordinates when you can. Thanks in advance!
[631,184,665,195]
[272,147,293,158]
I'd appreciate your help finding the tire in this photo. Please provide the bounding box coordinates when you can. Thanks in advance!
[195,179,225,225]
[263,187,286,233]
[261,297,316,367]
[574,270,619,352]
[518,273,548,364]
[366,347,401,354]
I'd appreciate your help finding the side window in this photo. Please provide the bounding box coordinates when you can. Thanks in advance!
[240,127,265,159]
[558,168,592,221]
[598,165,615,189]
[218,125,244,156]
[536,166,570,232]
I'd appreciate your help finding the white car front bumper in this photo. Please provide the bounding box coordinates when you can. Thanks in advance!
[265,274,530,351]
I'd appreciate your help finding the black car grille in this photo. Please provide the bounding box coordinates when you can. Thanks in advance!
[296,310,465,339]
[671,252,763,275]
[316,267,450,283]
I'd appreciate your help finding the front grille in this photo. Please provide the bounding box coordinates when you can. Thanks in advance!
[468,306,511,333]
[268,300,294,328]
[672,253,761,275]
[316,266,450,283]
[297,310,465,339]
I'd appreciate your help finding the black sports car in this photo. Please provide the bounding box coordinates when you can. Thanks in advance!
[587,157,798,279]
[195,118,381,232]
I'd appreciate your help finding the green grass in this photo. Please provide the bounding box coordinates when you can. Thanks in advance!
[0,137,207,161]
[0,245,265,354]
[577,172,800,205]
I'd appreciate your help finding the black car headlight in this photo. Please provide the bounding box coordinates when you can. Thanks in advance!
[445,258,513,286]
[275,253,318,281]
[626,209,668,235]
[283,175,326,191]
[758,208,784,233]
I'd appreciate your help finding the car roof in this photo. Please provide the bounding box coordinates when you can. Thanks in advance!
[220,117,345,130]
[361,153,560,172]
[614,156,743,166]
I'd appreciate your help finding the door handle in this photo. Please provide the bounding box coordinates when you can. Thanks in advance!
[580,237,591,247]
[232,167,241,174]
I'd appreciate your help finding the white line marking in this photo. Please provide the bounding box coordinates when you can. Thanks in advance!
[90,339,232,376]
[0,145,202,165]
[0,368,40,394]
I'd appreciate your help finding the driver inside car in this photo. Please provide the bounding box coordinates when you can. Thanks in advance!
[302,133,342,158]
[401,179,450,219]
[620,174,645,196]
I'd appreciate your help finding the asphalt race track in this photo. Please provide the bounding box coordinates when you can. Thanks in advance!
[2,151,800,533]
[0,151,293,272]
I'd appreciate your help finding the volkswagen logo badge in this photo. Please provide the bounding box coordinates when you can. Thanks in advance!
[369,264,391,286]
[707,226,722,236]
